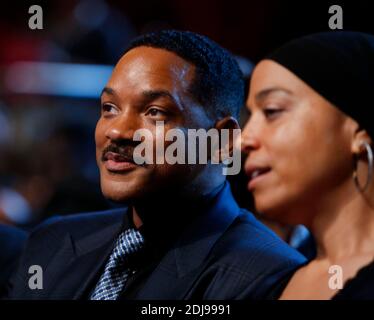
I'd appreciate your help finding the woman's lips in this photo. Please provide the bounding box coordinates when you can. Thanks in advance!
[246,167,271,191]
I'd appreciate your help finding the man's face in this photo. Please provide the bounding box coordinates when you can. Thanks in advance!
[95,46,212,203]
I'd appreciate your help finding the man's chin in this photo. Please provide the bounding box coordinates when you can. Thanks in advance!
[103,192,145,205]
[100,180,147,204]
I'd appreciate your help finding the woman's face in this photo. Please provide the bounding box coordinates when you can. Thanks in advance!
[241,60,357,225]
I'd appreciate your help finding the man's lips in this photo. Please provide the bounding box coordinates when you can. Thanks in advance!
[103,151,138,172]
[245,164,271,191]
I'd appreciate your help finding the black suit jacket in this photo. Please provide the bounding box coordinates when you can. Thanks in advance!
[5,183,306,299]
[0,224,27,296]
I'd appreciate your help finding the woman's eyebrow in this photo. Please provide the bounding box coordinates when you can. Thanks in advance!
[255,87,293,103]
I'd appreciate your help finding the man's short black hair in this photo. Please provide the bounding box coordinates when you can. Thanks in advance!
[125,30,245,120]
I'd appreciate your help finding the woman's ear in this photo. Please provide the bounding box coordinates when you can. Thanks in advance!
[213,116,240,163]
[352,129,373,156]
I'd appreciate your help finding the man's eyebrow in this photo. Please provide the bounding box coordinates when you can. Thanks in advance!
[101,86,116,97]
[142,90,183,109]
[100,87,184,109]
[255,87,293,103]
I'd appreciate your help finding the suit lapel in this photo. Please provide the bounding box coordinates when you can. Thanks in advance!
[43,209,128,299]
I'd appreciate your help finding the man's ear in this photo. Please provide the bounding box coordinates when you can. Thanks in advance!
[351,129,373,156]
[213,116,240,163]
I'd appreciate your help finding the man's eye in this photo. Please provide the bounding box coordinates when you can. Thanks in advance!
[146,107,167,117]
[102,104,117,114]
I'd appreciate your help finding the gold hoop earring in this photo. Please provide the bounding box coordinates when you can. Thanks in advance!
[353,141,373,193]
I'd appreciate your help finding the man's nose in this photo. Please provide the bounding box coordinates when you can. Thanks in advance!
[241,119,261,154]
[105,109,138,142]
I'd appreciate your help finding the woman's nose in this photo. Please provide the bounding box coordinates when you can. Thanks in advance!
[241,121,261,154]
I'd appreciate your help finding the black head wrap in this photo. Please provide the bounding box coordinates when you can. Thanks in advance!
[267,31,374,138]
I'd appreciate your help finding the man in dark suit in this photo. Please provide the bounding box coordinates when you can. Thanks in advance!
[0,224,27,296]
[5,30,306,300]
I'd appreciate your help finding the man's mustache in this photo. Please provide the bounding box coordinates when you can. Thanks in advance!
[101,144,137,163]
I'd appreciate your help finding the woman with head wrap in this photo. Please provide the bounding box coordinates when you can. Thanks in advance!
[241,31,374,299]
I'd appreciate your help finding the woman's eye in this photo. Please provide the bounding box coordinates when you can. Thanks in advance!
[263,108,283,119]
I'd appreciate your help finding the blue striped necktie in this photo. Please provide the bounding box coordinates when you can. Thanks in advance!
[90,228,145,300]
